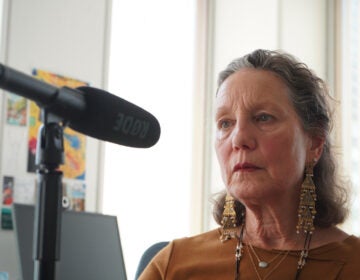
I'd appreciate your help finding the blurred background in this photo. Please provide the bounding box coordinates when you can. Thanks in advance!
[0,0,358,279]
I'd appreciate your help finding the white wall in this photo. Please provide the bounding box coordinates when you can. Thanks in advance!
[0,0,111,278]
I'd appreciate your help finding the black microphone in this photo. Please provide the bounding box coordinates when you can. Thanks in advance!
[0,64,161,148]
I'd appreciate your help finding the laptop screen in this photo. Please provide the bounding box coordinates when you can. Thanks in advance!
[13,203,127,280]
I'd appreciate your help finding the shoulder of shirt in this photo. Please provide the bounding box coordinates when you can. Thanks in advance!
[308,234,360,263]
[160,227,236,261]
[341,235,360,254]
[345,235,360,244]
[344,235,360,256]
[171,227,222,245]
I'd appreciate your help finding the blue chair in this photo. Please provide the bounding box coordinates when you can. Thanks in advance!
[134,241,169,279]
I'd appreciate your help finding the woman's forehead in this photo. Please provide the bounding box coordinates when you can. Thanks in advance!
[216,69,292,109]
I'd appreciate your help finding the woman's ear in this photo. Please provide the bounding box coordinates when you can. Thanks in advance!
[308,135,325,162]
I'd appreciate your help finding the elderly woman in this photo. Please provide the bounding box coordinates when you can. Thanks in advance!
[139,49,360,279]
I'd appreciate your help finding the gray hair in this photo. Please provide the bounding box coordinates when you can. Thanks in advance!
[213,49,349,228]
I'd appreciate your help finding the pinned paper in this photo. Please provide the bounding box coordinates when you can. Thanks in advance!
[1,208,13,230]
[0,272,9,280]
[6,93,27,126]
[2,176,14,205]
[64,181,86,211]
[14,178,36,205]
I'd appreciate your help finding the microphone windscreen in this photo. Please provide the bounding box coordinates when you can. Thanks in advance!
[69,86,161,148]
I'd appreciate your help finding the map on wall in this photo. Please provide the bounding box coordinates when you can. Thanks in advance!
[27,69,88,180]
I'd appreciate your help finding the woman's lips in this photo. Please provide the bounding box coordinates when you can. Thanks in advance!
[233,162,261,172]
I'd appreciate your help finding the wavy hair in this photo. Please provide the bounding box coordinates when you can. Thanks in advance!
[213,49,349,228]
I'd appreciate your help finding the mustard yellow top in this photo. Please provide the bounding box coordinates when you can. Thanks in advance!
[139,228,360,280]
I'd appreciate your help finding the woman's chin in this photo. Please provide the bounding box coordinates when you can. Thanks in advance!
[228,184,274,202]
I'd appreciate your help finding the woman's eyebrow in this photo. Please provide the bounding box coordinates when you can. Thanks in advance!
[215,106,230,119]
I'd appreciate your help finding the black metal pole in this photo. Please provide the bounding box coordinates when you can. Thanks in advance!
[33,114,64,280]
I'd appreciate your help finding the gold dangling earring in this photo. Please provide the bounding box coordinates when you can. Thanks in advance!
[296,160,317,275]
[296,160,317,234]
[220,194,238,242]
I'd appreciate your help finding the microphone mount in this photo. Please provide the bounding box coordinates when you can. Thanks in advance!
[33,109,64,280]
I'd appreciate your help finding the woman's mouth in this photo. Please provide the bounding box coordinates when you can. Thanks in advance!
[233,162,261,172]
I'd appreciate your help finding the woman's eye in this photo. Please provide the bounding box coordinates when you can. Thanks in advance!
[255,114,273,122]
[218,119,232,129]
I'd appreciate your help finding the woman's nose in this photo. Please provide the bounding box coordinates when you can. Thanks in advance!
[231,120,256,150]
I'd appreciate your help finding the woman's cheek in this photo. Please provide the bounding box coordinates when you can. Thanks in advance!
[216,129,226,140]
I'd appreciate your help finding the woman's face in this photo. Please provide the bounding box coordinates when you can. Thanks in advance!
[215,69,322,203]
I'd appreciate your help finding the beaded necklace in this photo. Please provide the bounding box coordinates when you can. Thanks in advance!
[234,226,311,280]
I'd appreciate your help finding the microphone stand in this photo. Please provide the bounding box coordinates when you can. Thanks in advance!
[33,109,64,280]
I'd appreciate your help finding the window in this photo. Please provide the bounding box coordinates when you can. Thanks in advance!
[340,0,360,234]
[102,0,196,278]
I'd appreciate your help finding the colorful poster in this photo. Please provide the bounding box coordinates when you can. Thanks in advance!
[6,93,27,126]
[27,69,88,179]
[2,176,14,205]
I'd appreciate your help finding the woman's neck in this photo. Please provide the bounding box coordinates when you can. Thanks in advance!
[241,208,349,250]
[243,207,300,250]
